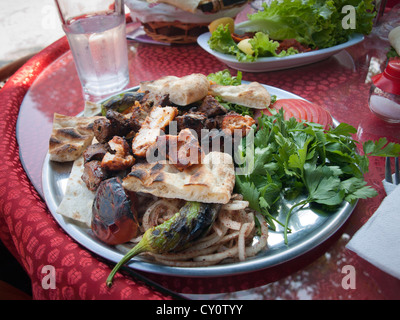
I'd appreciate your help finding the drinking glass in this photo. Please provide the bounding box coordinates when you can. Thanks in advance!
[54,0,130,97]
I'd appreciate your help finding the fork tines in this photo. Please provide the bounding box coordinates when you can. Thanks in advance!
[385,157,393,183]
[386,157,400,185]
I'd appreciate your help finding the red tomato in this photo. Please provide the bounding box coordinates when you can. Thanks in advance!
[255,99,333,130]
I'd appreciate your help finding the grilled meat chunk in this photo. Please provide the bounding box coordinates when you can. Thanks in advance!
[82,160,109,191]
[197,95,227,117]
[125,101,149,132]
[175,112,208,138]
[156,128,204,171]
[148,93,171,108]
[93,110,136,144]
[200,128,233,154]
[93,117,114,144]
[83,143,109,163]
[101,136,135,171]
[131,106,178,157]
[221,112,256,136]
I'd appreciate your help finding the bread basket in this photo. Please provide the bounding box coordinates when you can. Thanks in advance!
[126,0,252,44]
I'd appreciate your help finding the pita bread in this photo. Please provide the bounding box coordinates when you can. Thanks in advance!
[122,151,235,204]
[49,113,103,162]
[56,156,95,227]
[139,73,210,106]
[210,82,271,109]
[146,0,201,13]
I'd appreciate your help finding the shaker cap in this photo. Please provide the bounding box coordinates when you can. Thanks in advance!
[372,58,400,95]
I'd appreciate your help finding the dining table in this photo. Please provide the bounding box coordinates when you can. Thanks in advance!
[1,3,400,300]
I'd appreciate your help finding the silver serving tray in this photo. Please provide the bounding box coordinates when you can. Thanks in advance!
[42,84,356,278]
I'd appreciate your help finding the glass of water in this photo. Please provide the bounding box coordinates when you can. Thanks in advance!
[54,0,130,98]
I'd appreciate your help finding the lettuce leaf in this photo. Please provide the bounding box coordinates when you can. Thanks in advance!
[238,0,375,49]
[207,69,242,86]
[208,26,298,62]
[249,32,298,58]
[207,24,248,61]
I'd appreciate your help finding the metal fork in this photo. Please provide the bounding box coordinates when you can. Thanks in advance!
[385,157,400,185]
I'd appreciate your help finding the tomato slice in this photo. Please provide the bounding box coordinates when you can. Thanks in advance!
[294,99,315,123]
[272,99,311,122]
[254,99,333,130]
[255,105,294,121]
[272,100,297,120]
[319,106,333,130]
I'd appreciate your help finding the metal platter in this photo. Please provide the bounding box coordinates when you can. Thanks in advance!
[42,84,356,278]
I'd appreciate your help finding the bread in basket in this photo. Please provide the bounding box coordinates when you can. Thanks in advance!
[126,0,252,44]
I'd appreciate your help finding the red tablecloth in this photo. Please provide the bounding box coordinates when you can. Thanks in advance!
[1,8,400,299]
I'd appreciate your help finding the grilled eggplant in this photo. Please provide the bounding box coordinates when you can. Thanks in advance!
[101,91,147,116]
[106,201,221,287]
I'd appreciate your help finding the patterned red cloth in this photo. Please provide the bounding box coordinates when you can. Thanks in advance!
[0,38,173,300]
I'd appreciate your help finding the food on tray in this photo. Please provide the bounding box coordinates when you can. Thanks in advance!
[208,0,376,62]
[255,98,333,130]
[49,113,103,162]
[91,177,140,245]
[125,0,250,43]
[106,201,222,286]
[56,156,96,226]
[131,105,178,157]
[48,70,400,287]
[210,81,271,109]
[123,151,235,204]
[139,73,210,106]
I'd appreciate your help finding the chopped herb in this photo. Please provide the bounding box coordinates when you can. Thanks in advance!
[235,108,400,244]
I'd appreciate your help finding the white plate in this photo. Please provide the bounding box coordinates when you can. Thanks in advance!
[197,32,364,72]
[41,84,355,278]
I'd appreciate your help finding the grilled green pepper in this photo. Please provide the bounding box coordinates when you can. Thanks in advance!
[106,201,221,287]
[101,91,146,116]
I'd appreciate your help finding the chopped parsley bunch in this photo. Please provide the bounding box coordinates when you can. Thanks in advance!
[235,109,400,244]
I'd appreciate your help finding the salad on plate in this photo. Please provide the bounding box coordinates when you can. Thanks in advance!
[207,0,376,62]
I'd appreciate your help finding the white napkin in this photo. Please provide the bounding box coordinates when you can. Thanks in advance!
[382,173,398,195]
[346,183,400,279]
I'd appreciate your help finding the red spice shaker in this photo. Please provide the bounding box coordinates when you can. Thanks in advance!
[369,58,400,123]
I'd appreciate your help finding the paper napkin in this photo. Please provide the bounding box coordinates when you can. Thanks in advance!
[346,183,400,280]
[382,173,398,195]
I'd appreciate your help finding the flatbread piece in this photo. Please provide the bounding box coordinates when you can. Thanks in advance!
[139,73,210,106]
[122,151,235,204]
[210,82,271,109]
[56,156,95,227]
[49,113,103,162]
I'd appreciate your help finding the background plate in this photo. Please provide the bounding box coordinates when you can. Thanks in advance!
[197,32,364,72]
[42,84,356,278]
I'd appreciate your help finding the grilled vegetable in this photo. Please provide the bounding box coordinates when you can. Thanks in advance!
[106,201,221,287]
[91,177,139,245]
[101,91,146,116]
